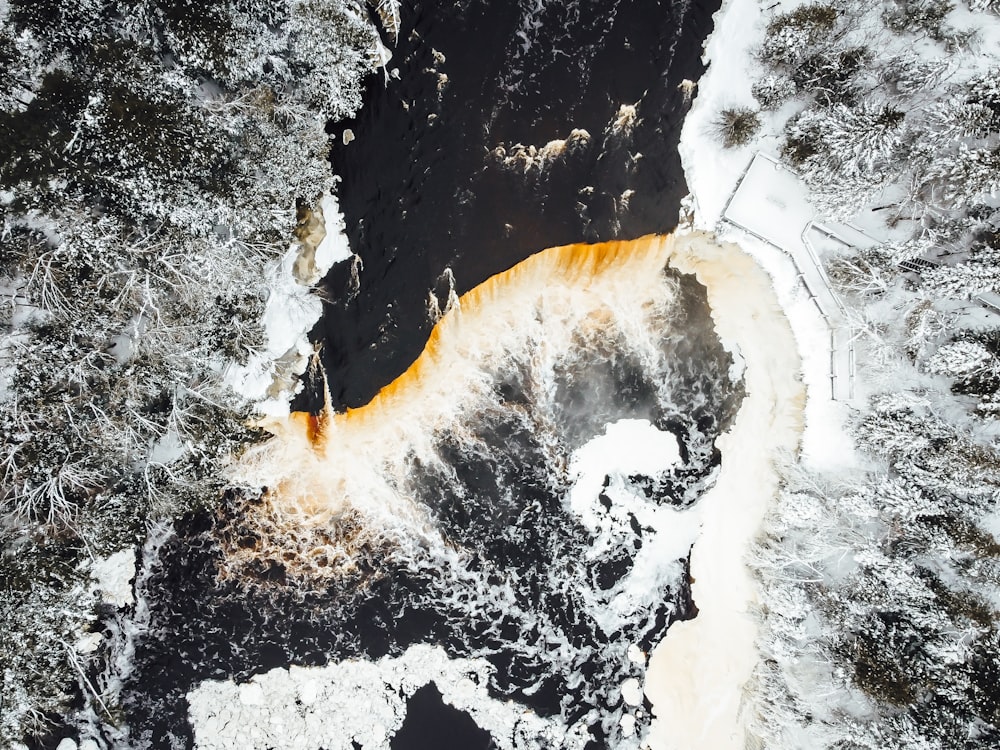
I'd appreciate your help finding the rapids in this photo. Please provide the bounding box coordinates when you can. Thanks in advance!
[123,232,755,749]
[174,232,804,750]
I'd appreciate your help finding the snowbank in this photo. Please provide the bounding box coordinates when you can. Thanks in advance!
[225,191,354,416]
[677,0,859,470]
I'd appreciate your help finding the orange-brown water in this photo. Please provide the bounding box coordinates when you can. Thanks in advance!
[227,233,719,582]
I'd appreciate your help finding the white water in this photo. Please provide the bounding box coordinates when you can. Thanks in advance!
[191,231,804,748]
[644,234,805,750]
[226,234,706,584]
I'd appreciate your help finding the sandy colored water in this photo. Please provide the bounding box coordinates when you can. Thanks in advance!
[645,232,805,750]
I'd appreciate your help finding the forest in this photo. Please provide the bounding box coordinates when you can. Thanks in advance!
[0,0,388,743]
[719,1,1000,747]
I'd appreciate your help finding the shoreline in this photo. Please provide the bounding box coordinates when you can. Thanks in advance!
[642,0,858,744]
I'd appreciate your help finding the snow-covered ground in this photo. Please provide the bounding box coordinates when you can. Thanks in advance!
[678,0,858,473]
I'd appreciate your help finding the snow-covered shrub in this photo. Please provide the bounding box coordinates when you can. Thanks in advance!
[153,0,290,88]
[791,46,870,106]
[751,74,797,110]
[714,106,761,148]
[882,0,955,39]
[6,0,111,53]
[921,242,1000,298]
[926,71,1000,139]
[758,3,840,67]
[826,247,898,298]
[921,143,1000,208]
[970,0,1000,14]
[903,298,950,362]
[0,538,94,746]
[879,55,950,96]
[928,333,1000,396]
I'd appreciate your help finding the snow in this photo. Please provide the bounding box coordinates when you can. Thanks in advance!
[225,191,353,416]
[724,152,857,402]
[724,152,815,251]
[188,644,580,750]
[677,0,862,471]
[677,0,769,229]
[88,548,136,609]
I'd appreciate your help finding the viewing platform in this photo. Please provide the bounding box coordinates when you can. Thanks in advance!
[722,152,862,402]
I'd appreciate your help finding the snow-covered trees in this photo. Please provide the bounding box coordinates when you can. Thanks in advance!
[756,0,1000,225]
[785,103,910,181]
[928,332,1000,397]
[0,0,386,744]
[287,0,380,121]
[923,242,1000,299]
[758,3,840,68]
[745,1,1000,745]
[751,394,1000,748]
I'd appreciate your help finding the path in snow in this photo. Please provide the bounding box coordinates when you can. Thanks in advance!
[723,152,858,402]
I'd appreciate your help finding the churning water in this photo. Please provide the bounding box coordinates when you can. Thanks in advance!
[113,1,745,748]
[123,237,742,749]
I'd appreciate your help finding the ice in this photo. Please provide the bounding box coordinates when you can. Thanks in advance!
[620,678,643,707]
[188,644,574,750]
[315,191,353,268]
[88,548,136,609]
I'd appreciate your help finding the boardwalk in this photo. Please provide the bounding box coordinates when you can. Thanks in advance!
[722,152,861,402]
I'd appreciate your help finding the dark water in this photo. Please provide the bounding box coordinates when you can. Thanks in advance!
[297,0,719,412]
[108,1,732,748]
[391,684,492,749]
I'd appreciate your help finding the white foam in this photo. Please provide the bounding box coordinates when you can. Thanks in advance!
[567,418,680,522]
[644,235,805,749]
[566,419,702,636]
[188,644,583,750]
[224,233,795,748]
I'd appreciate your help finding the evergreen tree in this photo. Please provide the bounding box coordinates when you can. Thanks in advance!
[922,243,1000,299]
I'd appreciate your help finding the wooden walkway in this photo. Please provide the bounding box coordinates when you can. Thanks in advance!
[721,152,860,402]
